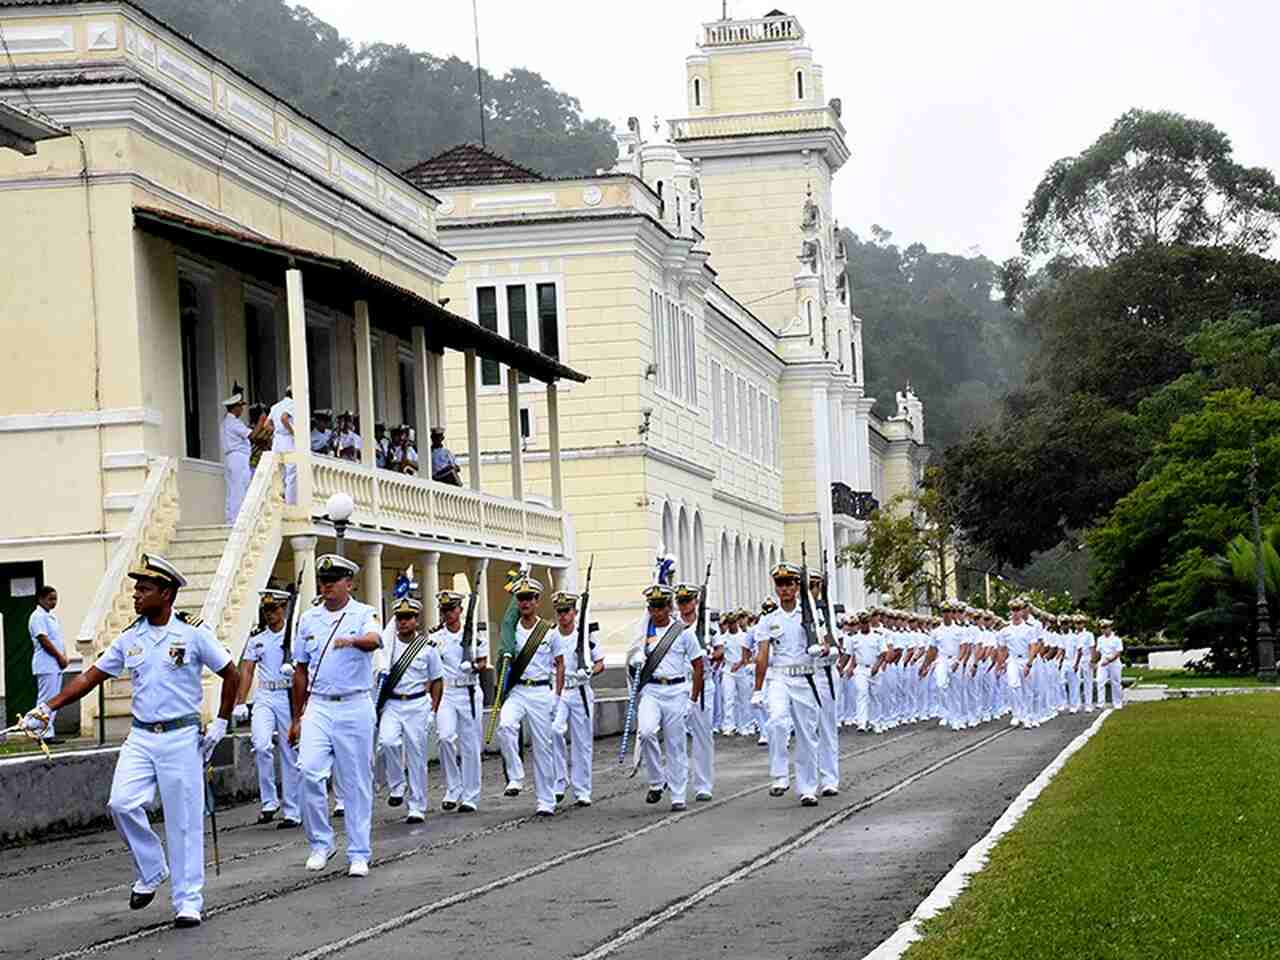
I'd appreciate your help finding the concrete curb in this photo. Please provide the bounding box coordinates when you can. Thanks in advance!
[859,710,1114,960]
[1127,686,1279,702]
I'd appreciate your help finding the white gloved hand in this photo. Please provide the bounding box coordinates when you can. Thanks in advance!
[750,690,765,707]
[459,661,474,674]
[807,644,823,657]
[576,667,591,681]
[280,662,295,680]
[200,718,228,762]
[20,703,51,735]
[629,652,645,670]
[232,703,250,724]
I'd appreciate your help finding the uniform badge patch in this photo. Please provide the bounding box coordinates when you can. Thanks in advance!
[167,644,187,667]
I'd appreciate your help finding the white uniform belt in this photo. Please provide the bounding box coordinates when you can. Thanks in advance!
[813,654,839,667]
[446,677,478,688]
[313,690,369,702]
[563,675,591,689]
[778,664,815,677]
[259,680,291,691]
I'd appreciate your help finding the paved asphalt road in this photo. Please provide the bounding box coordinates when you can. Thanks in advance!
[0,714,1093,960]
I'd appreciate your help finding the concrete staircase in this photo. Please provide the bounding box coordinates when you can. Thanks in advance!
[167,525,234,621]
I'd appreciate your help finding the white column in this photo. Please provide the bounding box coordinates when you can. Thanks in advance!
[354,300,376,470]
[506,368,524,501]
[291,535,318,611]
[547,381,563,510]
[419,550,441,601]
[430,351,447,431]
[464,349,481,491]
[467,557,491,657]
[286,269,313,510]
[360,542,384,615]
[412,327,433,453]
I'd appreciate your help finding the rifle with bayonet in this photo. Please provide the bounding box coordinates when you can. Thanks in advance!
[460,587,480,719]
[282,561,305,718]
[798,543,824,707]
[695,560,712,707]
[575,556,595,715]
[818,547,836,698]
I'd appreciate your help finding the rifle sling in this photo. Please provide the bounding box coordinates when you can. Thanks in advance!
[504,619,552,691]
[375,631,433,718]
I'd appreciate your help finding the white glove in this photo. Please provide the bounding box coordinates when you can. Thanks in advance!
[459,661,474,674]
[807,644,823,657]
[575,667,591,681]
[200,718,228,763]
[232,703,250,723]
[20,703,51,735]
[629,652,645,670]
[280,662,295,680]
[750,689,765,707]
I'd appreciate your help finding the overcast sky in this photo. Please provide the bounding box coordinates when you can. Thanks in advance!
[293,0,1277,261]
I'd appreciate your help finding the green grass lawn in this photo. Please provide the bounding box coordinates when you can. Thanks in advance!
[902,696,1280,960]
[1125,667,1274,688]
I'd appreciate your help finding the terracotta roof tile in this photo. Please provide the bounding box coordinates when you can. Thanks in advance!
[402,143,544,191]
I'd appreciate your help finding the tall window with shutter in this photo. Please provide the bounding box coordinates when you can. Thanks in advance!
[710,360,724,443]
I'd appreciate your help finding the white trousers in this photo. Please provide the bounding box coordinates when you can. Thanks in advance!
[1006,657,1028,723]
[299,696,374,863]
[721,666,738,732]
[498,684,558,813]
[730,668,756,732]
[767,675,820,797]
[223,451,251,523]
[1080,661,1096,709]
[688,682,715,797]
[108,726,205,916]
[378,697,432,814]
[251,692,299,819]
[437,689,483,806]
[852,665,873,728]
[638,683,691,803]
[35,672,61,739]
[814,666,839,790]
[553,688,595,802]
[1098,660,1124,708]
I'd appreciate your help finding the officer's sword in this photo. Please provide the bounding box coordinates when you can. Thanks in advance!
[1,722,52,764]
[203,755,221,876]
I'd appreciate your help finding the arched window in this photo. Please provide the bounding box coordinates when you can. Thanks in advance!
[693,77,702,108]
[692,512,705,589]
[661,501,676,563]
[796,70,805,100]
[678,505,691,580]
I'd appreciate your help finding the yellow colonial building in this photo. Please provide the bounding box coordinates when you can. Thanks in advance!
[0,0,585,731]
[410,9,928,647]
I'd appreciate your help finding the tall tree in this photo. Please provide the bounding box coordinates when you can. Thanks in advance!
[1017,109,1280,267]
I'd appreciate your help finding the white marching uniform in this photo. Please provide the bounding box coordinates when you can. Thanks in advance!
[999,621,1038,726]
[687,622,721,799]
[95,614,231,918]
[812,610,840,793]
[221,411,252,523]
[377,628,443,818]
[435,625,484,809]
[722,629,755,735]
[633,620,703,805]
[1097,634,1125,708]
[552,628,604,804]
[243,625,300,821]
[28,606,64,740]
[760,606,821,799]
[846,628,880,731]
[295,598,381,865]
[268,395,296,504]
[1078,628,1097,710]
[931,622,964,730]
[497,621,566,814]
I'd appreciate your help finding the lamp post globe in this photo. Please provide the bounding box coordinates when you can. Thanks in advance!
[326,491,355,558]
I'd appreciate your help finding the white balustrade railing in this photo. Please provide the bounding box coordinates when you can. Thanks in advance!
[703,16,803,46]
[201,453,285,647]
[671,106,843,141]
[310,455,566,553]
[77,457,180,651]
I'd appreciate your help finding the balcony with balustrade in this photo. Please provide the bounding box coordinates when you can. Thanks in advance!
[701,14,805,47]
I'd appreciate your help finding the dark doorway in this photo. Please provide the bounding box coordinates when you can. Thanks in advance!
[1,560,44,724]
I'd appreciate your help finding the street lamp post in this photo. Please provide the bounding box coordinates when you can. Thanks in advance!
[325,491,355,559]
[1248,447,1276,681]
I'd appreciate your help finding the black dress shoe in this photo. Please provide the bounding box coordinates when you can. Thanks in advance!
[333,807,345,818]
[129,889,156,911]
[504,786,521,797]
[458,803,477,813]
[645,788,663,804]
[257,809,277,824]
[276,818,300,830]
[695,792,713,802]
[821,787,840,798]
[769,786,788,798]
[388,795,404,807]
[535,809,554,818]
[801,795,819,807]
[670,802,687,812]
[441,800,458,811]
[574,799,591,808]
[173,914,202,929]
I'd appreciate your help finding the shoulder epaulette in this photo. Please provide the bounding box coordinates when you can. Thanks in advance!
[176,610,205,628]
[123,614,145,631]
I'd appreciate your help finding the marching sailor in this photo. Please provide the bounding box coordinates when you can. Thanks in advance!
[289,554,382,877]
[845,611,880,732]
[234,589,301,827]
[377,597,444,824]
[221,384,252,524]
[721,611,754,736]
[999,597,1037,728]
[1077,614,1097,711]
[551,595,604,807]
[630,583,704,811]
[19,555,237,928]
[677,583,719,802]
[1096,618,1124,709]
[754,563,822,806]
[495,574,565,816]
[752,600,777,745]
[434,590,487,813]
[807,572,841,796]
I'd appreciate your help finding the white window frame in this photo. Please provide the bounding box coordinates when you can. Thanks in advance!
[469,276,567,392]
[709,359,724,444]
[724,370,736,449]
[771,397,781,470]
[736,376,748,453]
